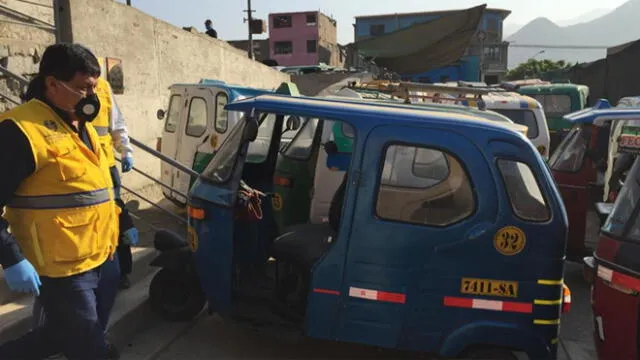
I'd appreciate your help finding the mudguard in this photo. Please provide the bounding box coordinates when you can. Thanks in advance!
[149,246,194,271]
[439,321,551,359]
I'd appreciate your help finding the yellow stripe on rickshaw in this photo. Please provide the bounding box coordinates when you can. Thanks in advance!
[551,338,559,345]
[537,279,563,285]
[534,298,563,305]
[533,319,560,325]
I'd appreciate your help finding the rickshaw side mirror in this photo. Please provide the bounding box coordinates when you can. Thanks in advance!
[324,141,338,155]
[285,116,301,131]
[157,109,165,120]
[243,115,259,142]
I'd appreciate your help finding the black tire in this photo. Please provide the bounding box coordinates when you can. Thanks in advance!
[148,268,206,322]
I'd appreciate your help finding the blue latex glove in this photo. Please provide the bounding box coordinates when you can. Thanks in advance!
[4,259,41,296]
[121,156,134,173]
[122,227,139,246]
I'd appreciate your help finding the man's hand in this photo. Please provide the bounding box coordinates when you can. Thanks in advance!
[121,156,134,173]
[122,228,139,246]
[4,259,41,296]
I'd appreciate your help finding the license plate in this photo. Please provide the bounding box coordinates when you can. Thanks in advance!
[461,278,518,298]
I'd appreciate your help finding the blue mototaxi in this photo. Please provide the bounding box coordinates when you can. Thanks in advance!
[148,95,570,359]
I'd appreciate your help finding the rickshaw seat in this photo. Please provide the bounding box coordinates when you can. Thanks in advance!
[272,173,348,268]
[272,223,335,268]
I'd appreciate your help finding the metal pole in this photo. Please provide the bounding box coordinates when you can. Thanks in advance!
[52,0,61,43]
[126,0,131,5]
[247,0,254,60]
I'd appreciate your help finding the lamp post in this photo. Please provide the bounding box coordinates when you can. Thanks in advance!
[531,49,545,59]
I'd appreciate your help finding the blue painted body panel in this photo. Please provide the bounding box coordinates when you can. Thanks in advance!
[188,95,568,358]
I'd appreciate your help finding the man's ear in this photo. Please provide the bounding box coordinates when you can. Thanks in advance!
[44,75,58,92]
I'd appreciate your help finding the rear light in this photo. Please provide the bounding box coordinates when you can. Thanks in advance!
[561,283,571,313]
[187,206,205,220]
[274,175,293,187]
[156,137,162,152]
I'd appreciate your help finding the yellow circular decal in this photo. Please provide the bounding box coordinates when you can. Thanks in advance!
[209,134,218,149]
[493,226,526,256]
[272,193,283,211]
[187,226,198,252]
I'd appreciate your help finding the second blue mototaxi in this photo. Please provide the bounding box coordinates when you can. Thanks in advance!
[147,94,571,359]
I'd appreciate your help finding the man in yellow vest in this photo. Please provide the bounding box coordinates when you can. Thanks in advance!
[27,46,138,359]
[0,43,121,359]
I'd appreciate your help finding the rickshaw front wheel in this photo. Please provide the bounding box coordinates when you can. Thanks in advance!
[148,268,206,322]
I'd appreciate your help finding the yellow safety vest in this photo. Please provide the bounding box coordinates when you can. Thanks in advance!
[1,99,120,278]
[92,77,116,167]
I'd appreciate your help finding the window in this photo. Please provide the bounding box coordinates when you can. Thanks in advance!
[185,97,207,137]
[487,18,499,33]
[274,41,293,55]
[533,94,572,118]
[306,13,317,25]
[492,109,539,139]
[370,24,385,36]
[215,93,228,133]
[549,125,591,172]
[247,113,276,163]
[498,159,550,222]
[164,95,182,133]
[201,119,245,183]
[604,159,640,239]
[273,15,292,28]
[307,39,317,53]
[283,118,319,160]
[376,145,475,226]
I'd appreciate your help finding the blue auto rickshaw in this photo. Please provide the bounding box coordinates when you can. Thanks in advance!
[148,95,570,359]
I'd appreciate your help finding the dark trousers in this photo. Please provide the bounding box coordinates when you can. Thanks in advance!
[110,165,133,276]
[0,257,120,360]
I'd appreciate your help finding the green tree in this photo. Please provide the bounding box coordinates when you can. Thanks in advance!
[506,59,573,80]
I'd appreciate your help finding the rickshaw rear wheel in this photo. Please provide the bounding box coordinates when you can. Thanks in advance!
[148,268,206,322]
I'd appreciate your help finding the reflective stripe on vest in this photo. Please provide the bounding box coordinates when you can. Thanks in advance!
[8,188,111,209]
[94,126,110,136]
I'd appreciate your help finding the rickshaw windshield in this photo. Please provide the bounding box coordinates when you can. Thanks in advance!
[549,125,591,172]
[603,158,640,240]
[281,118,319,160]
[533,94,572,117]
[201,119,246,183]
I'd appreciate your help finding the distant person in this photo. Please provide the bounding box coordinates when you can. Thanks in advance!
[205,19,217,38]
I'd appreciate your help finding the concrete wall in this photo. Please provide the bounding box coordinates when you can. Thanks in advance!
[317,13,343,67]
[0,0,55,112]
[60,0,289,189]
[291,72,374,96]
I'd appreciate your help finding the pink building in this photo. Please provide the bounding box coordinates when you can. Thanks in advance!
[268,11,342,67]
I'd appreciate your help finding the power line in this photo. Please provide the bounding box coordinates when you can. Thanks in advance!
[508,43,609,50]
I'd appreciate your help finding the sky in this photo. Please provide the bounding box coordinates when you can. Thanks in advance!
[115,0,629,44]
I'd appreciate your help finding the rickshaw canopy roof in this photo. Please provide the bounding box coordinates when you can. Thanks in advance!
[225,94,529,136]
[563,107,640,126]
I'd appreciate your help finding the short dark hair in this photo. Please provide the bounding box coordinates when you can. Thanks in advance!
[39,43,101,81]
[205,19,212,26]
[22,43,101,101]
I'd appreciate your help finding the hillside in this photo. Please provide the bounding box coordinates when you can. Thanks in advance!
[505,0,640,68]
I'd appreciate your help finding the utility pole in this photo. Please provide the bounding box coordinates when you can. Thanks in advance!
[126,0,131,5]
[243,0,255,60]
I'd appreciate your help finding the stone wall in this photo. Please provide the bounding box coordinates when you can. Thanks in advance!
[0,0,55,112]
